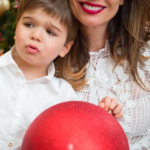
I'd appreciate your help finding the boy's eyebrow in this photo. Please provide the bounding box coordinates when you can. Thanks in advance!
[47,21,62,33]
[22,16,62,33]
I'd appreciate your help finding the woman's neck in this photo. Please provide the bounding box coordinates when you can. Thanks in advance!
[81,25,108,52]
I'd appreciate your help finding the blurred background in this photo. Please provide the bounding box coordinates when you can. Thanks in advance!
[0,0,19,56]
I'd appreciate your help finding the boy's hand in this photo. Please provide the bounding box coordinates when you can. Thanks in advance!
[99,96,123,119]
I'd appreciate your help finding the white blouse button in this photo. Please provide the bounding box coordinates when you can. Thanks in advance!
[15,113,20,118]
[16,72,21,75]
[23,84,27,89]
[8,142,13,147]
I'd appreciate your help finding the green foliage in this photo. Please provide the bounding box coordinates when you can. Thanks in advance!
[0,0,17,53]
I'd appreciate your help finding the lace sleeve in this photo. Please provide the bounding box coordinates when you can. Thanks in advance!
[130,130,150,150]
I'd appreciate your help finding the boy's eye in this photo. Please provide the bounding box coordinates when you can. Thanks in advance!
[46,30,55,36]
[24,23,34,28]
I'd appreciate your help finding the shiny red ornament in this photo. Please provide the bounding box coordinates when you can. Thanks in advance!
[21,101,129,150]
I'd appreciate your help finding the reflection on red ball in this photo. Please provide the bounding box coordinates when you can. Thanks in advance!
[21,101,129,150]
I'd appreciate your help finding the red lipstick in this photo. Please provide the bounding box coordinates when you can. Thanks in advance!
[79,2,105,14]
[26,44,39,54]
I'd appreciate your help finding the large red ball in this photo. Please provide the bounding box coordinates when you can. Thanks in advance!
[21,101,129,150]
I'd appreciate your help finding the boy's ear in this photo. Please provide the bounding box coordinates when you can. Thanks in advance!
[119,0,124,5]
[59,41,74,57]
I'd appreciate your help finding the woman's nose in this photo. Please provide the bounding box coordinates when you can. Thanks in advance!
[30,28,42,42]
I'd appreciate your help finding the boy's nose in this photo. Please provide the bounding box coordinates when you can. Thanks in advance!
[30,28,42,42]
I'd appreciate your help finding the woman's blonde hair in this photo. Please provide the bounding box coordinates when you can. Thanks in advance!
[108,0,150,91]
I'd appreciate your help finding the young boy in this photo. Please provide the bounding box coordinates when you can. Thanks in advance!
[0,0,78,149]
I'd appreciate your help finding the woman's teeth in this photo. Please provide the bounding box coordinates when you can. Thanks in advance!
[83,4,103,11]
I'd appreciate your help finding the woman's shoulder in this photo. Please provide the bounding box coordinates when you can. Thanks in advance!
[141,41,150,57]
[145,41,150,54]
[140,41,150,67]
[137,41,150,84]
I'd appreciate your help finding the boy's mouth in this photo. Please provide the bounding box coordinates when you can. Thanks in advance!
[26,44,40,54]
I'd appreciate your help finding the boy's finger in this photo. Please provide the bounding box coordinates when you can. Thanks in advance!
[101,96,111,109]
[114,112,123,119]
[99,102,105,108]
[109,98,118,110]
[112,104,123,115]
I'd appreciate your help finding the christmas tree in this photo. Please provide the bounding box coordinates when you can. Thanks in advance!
[0,0,18,55]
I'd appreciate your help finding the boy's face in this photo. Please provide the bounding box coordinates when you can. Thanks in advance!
[15,8,73,68]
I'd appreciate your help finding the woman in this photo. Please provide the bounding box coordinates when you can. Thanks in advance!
[65,0,150,150]
[54,0,150,149]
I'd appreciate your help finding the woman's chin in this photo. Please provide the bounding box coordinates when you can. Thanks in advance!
[80,18,106,28]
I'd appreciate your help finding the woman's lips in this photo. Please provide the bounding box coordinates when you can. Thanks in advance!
[79,2,105,14]
[26,44,39,54]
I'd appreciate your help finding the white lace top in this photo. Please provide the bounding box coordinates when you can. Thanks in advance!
[76,41,150,150]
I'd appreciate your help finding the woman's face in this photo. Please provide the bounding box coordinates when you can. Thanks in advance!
[69,0,124,27]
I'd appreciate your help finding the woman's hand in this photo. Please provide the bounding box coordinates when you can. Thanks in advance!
[99,96,123,119]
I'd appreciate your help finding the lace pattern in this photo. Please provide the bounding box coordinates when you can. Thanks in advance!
[76,41,150,150]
